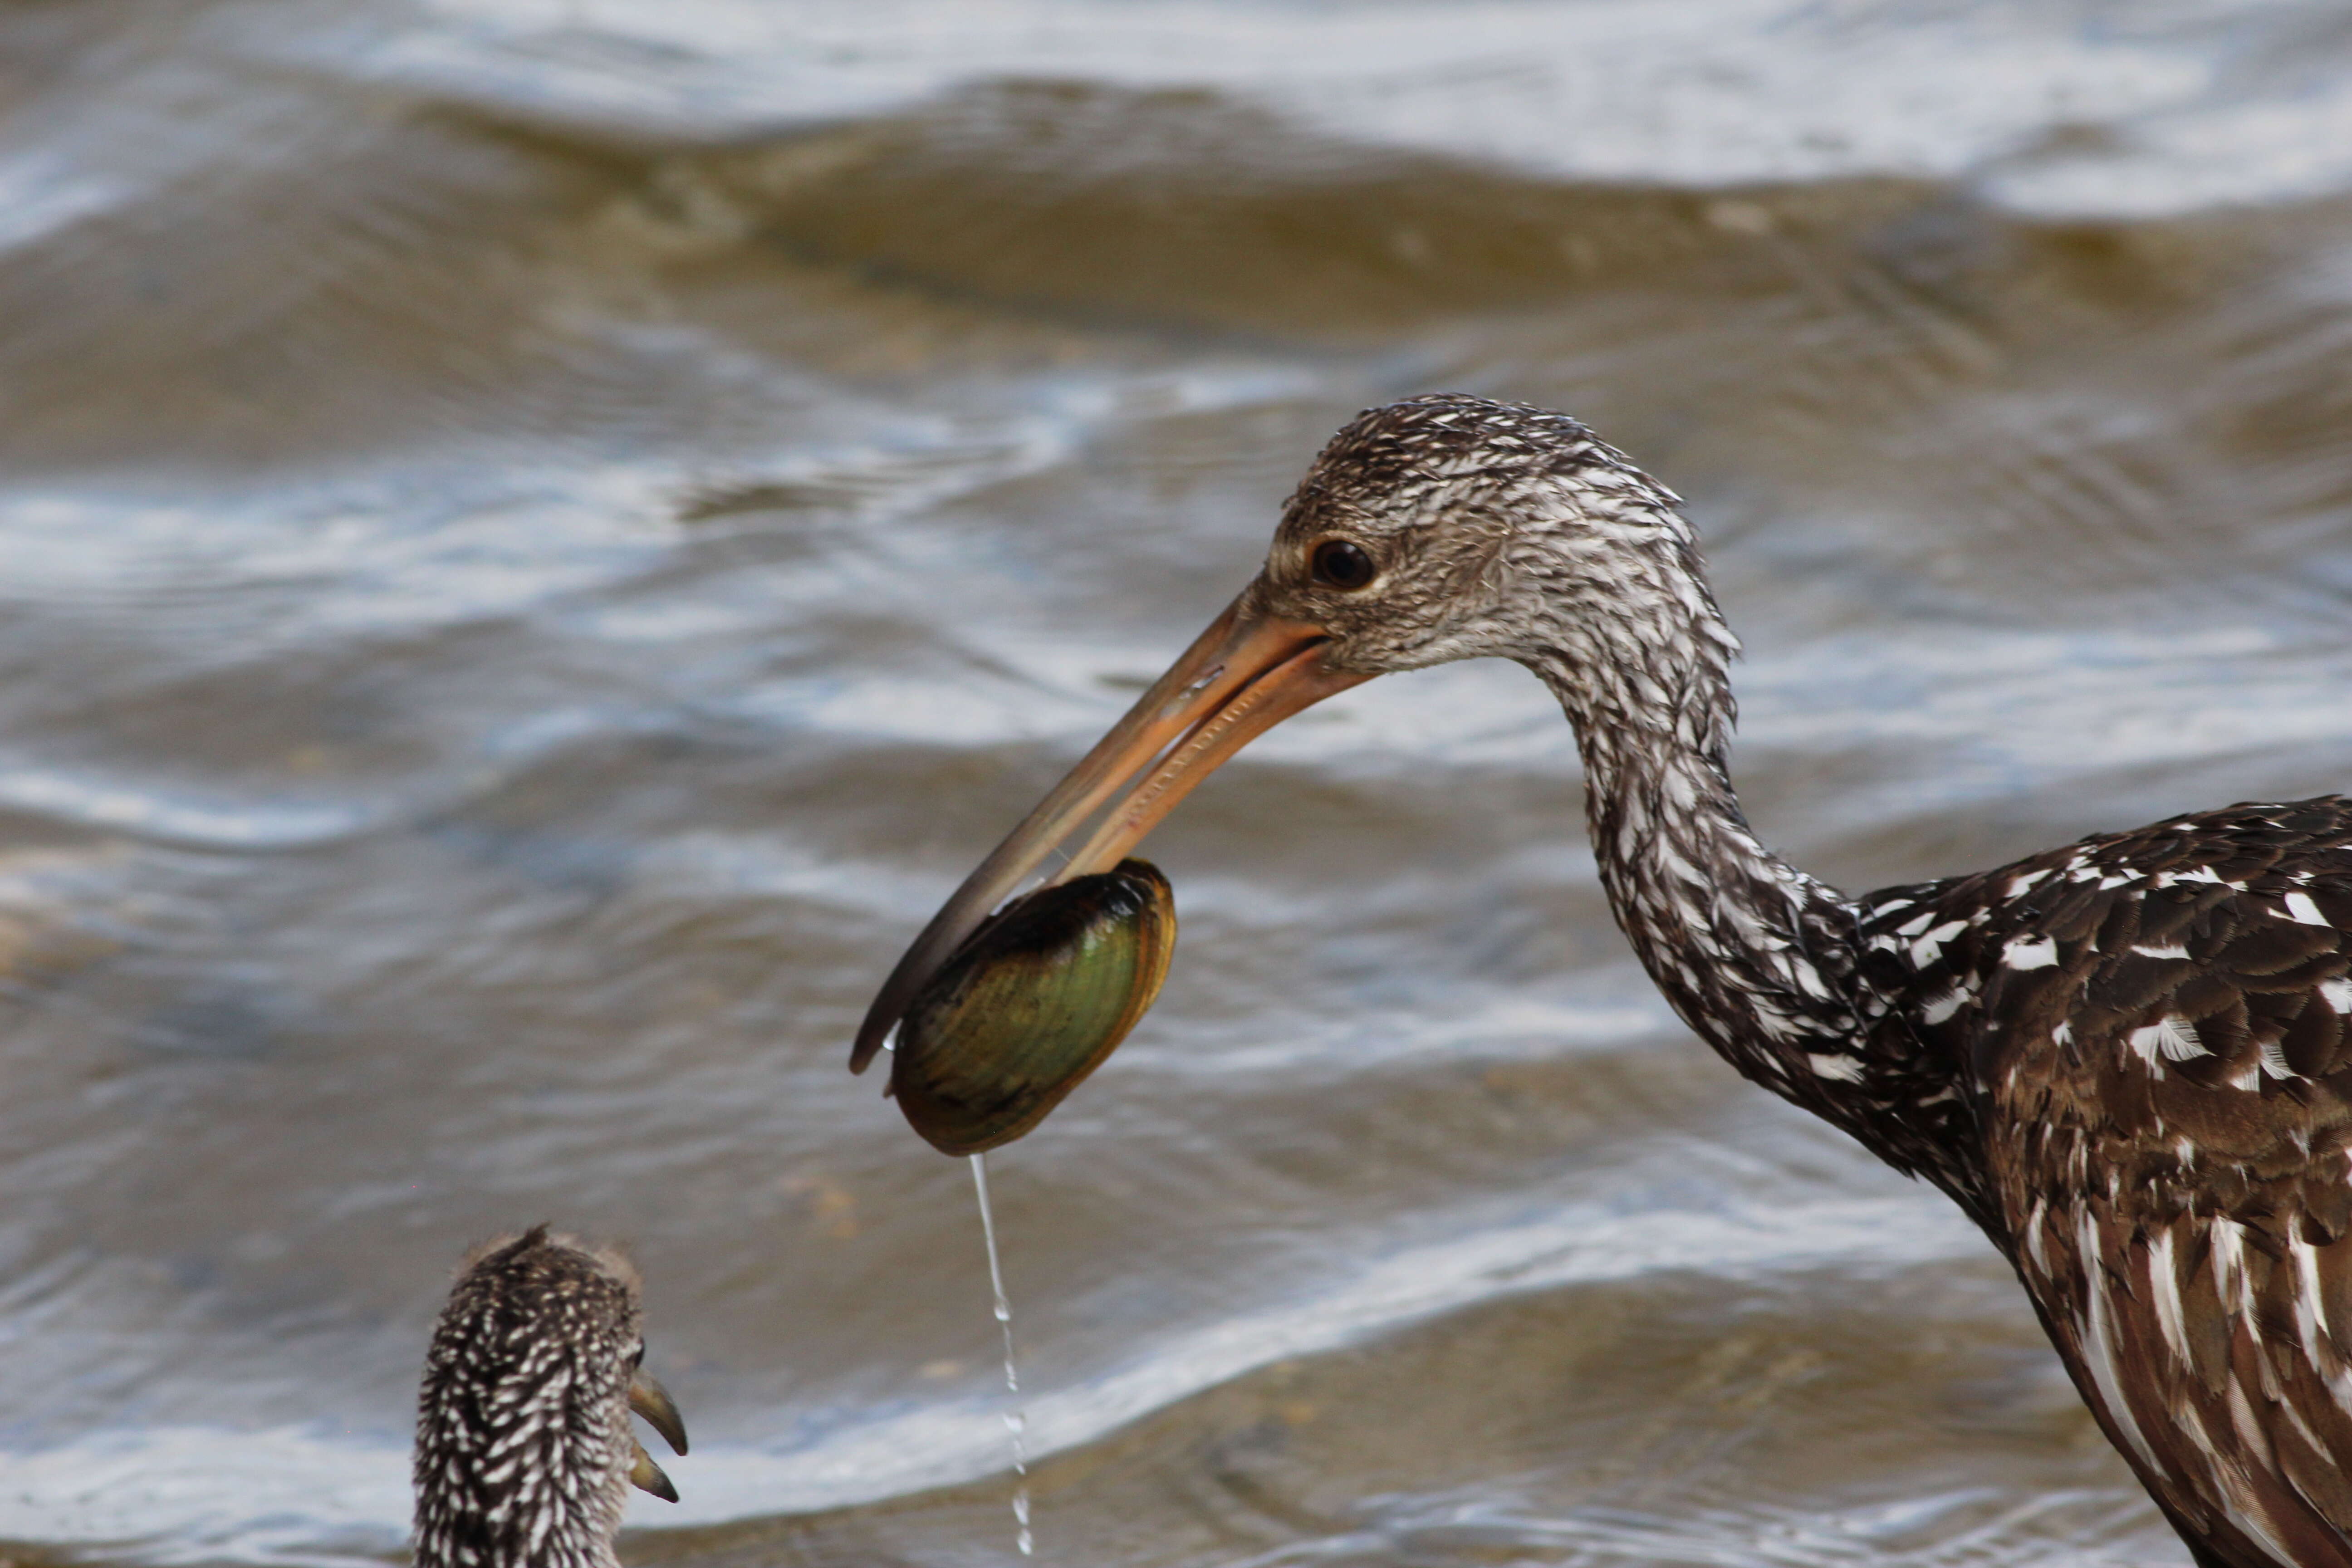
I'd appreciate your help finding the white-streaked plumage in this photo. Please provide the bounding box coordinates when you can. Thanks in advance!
[864,394,2352,1568]
[414,1227,685,1568]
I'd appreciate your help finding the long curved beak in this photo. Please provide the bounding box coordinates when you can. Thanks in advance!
[850,591,1368,1072]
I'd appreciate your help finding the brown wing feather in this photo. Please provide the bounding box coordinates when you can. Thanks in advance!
[1867,798,2352,1568]
[2006,1183,2352,1568]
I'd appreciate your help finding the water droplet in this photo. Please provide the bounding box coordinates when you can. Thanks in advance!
[970,1153,1035,1559]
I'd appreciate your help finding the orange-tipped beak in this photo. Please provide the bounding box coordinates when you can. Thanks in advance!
[849,593,1369,1072]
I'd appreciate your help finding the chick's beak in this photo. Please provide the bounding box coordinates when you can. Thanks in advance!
[850,591,1367,1072]
[630,1370,688,1456]
[627,1367,686,1502]
[628,1441,678,1504]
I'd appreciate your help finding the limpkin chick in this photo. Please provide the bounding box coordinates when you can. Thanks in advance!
[862,394,2352,1568]
[415,1226,688,1568]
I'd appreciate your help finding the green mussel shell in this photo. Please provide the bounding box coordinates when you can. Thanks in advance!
[892,858,1176,1156]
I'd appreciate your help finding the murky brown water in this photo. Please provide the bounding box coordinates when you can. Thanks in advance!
[4,3,2352,1565]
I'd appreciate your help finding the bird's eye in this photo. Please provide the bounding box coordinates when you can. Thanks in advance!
[1310,538,1377,590]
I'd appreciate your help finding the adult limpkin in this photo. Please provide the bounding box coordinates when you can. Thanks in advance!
[856,394,2352,1568]
[414,1226,689,1568]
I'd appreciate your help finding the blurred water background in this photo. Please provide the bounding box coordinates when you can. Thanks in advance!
[3,2,2352,1565]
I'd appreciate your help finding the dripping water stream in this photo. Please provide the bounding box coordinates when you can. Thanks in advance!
[970,1152,1034,1557]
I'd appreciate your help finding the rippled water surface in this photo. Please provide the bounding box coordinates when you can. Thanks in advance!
[5,3,2352,1565]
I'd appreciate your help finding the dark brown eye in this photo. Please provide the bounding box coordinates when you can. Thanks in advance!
[1310,538,1376,590]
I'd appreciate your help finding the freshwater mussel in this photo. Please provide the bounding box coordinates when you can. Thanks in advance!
[891,858,1176,1155]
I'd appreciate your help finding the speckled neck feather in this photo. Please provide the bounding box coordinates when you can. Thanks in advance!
[1281,397,1941,1178]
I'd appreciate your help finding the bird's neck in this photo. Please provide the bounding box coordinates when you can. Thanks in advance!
[1525,648,1867,1099]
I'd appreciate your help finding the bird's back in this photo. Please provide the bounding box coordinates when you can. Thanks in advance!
[1855,795,2352,1568]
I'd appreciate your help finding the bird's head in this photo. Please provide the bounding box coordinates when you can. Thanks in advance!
[852,394,1718,1071]
[1245,394,1706,677]
[413,1227,690,1568]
